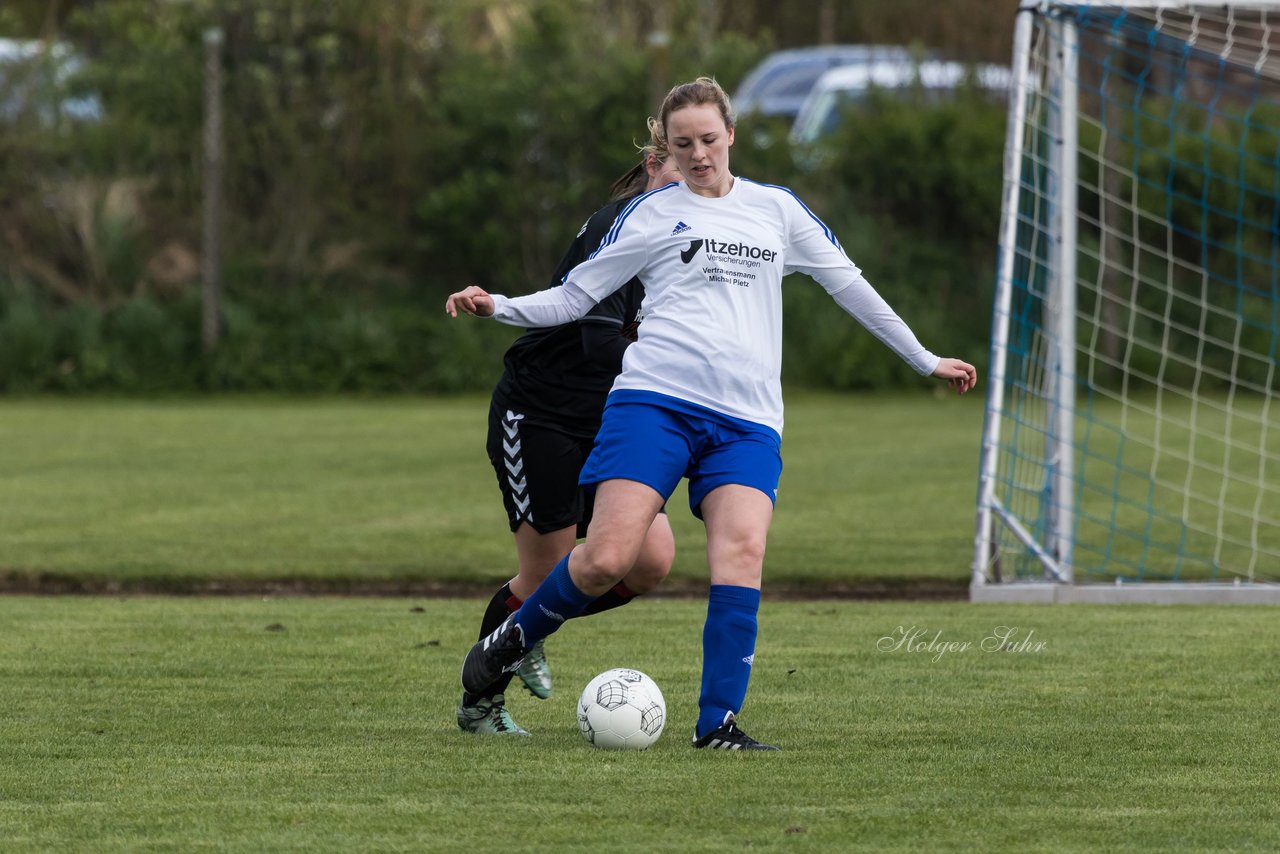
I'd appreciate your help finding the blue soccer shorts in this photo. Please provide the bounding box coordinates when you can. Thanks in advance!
[578,390,782,518]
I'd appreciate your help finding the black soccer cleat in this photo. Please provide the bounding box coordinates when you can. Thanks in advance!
[460,615,529,695]
[691,713,780,751]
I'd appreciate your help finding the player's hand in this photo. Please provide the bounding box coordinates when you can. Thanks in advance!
[932,358,978,395]
[445,285,495,318]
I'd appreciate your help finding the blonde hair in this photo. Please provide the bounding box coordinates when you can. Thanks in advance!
[659,76,735,138]
[608,116,671,201]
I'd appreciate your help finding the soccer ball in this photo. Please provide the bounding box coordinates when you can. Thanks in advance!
[577,668,666,750]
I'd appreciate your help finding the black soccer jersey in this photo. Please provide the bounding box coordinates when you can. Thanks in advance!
[491,197,646,438]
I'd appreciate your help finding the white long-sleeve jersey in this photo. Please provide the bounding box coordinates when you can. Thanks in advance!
[490,177,939,435]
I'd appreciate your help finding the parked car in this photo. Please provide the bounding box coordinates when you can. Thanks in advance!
[0,37,102,125]
[789,58,1012,144]
[733,44,922,121]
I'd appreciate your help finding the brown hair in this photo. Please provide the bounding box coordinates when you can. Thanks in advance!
[608,116,670,201]
[659,76,735,138]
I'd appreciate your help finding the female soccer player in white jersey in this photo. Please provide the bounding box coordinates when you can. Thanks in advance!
[446,77,977,751]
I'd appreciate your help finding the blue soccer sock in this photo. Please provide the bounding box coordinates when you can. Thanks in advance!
[513,553,597,646]
[696,584,761,740]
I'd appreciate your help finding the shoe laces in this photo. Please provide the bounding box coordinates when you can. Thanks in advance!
[486,695,521,732]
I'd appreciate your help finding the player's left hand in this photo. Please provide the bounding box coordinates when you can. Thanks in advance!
[932,358,978,395]
[445,285,495,318]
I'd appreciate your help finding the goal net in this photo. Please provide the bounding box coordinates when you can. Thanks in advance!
[973,0,1280,602]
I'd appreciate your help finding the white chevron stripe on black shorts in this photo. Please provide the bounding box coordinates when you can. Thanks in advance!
[501,410,531,524]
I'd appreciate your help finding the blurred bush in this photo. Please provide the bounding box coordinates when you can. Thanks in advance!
[0,0,1011,394]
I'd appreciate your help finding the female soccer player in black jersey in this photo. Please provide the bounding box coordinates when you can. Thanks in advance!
[456,128,683,736]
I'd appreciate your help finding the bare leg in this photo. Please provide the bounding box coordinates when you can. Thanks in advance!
[623,512,676,593]
[461,479,668,697]
[509,523,577,600]
[701,484,772,589]
[511,506,673,600]
[695,485,774,741]
[567,478,667,595]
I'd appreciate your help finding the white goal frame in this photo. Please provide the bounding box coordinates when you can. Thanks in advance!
[972,0,1280,603]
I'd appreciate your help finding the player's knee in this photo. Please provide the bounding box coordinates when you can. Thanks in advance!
[575,541,634,589]
[709,533,766,585]
[728,533,767,567]
[625,541,674,594]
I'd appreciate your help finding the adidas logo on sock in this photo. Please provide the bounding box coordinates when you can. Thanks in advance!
[671,221,691,235]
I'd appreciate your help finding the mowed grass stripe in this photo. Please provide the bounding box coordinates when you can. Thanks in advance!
[2,597,1278,851]
[0,393,985,589]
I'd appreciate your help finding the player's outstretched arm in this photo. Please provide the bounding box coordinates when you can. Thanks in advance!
[444,285,495,318]
[932,358,978,395]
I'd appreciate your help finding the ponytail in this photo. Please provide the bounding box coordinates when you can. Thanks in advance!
[609,116,670,201]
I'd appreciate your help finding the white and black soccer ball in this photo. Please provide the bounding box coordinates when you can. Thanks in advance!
[577,668,666,750]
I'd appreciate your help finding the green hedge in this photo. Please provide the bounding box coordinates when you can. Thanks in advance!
[0,279,516,394]
[1,0,1008,394]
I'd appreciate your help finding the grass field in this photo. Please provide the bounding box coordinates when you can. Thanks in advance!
[3,596,1279,852]
[0,392,984,592]
[4,395,1279,850]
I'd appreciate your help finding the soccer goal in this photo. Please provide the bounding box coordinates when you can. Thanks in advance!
[973,0,1280,603]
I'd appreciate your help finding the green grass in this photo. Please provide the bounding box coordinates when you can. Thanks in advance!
[2,596,1279,852]
[4,395,1277,849]
[0,393,985,591]
[1073,394,1280,580]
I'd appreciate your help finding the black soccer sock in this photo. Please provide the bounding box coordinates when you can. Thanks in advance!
[579,581,638,617]
[463,583,522,704]
[477,582,519,641]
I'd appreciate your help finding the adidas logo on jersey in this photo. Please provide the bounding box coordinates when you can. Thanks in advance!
[671,221,692,235]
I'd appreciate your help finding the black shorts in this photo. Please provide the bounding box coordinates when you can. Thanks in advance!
[487,400,597,536]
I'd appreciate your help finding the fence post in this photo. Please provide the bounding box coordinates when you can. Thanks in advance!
[202,26,224,356]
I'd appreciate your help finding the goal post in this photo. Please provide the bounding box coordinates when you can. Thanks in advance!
[973,0,1280,603]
